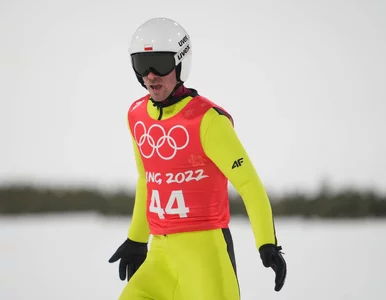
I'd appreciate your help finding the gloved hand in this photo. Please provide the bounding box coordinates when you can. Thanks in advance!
[259,244,287,292]
[108,238,148,281]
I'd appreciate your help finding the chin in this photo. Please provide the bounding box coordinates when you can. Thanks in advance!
[150,95,165,102]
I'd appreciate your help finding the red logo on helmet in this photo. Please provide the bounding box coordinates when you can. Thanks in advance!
[144,44,153,51]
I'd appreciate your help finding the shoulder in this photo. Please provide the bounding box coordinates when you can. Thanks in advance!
[196,95,235,143]
[128,95,149,116]
[127,95,149,132]
[199,99,236,149]
[193,94,234,126]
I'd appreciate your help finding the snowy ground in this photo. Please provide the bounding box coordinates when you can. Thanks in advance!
[1,213,385,300]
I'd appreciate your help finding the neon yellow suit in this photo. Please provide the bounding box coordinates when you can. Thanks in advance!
[119,92,277,300]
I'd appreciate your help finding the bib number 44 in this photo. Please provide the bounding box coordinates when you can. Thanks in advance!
[149,190,190,219]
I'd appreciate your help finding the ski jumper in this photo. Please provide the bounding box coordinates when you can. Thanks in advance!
[119,90,277,300]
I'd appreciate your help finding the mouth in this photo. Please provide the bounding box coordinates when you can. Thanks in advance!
[150,84,162,91]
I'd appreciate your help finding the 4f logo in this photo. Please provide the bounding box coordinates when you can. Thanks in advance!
[232,157,244,169]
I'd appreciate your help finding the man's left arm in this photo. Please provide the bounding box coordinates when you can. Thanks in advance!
[200,109,277,248]
[200,109,287,291]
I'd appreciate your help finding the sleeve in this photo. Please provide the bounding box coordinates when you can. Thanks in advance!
[200,109,277,249]
[126,119,150,243]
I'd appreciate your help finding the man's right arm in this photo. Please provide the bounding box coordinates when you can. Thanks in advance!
[108,120,149,282]
[127,125,150,243]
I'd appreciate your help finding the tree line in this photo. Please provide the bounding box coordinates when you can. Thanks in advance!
[0,184,385,218]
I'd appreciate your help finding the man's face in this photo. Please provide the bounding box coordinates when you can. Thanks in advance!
[143,69,178,102]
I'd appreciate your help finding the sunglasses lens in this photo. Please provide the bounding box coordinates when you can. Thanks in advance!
[132,52,176,77]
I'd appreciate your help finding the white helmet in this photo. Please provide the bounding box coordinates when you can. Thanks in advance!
[129,17,192,87]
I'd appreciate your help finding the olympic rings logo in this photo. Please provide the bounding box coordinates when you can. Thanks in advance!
[133,121,189,160]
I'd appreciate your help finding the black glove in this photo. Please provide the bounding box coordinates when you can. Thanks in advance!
[259,244,287,292]
[108,238,148,281]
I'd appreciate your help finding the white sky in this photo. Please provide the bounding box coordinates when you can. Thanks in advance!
[1,0,385,194]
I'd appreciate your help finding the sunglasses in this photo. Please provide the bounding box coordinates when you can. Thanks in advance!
[131,52,177,77]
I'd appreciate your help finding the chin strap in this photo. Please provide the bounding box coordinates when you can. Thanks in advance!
[151,101,164,120]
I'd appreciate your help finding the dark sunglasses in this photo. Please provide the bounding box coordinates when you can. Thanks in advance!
[131,52,176,77]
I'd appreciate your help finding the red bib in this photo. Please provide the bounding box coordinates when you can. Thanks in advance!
[128,95,232,235]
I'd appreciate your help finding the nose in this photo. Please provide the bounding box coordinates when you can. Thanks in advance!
[146,72,159,80]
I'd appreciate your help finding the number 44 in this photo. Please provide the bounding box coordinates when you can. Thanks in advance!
[149,190,190,219]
